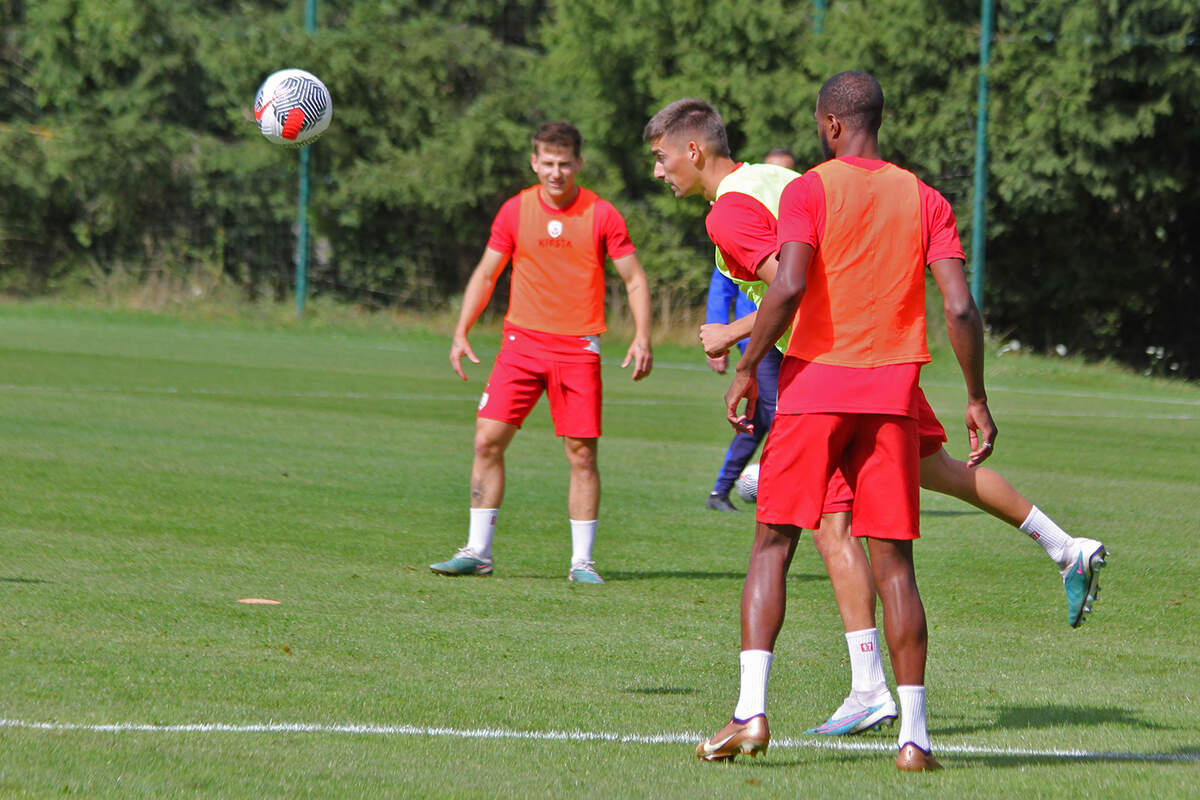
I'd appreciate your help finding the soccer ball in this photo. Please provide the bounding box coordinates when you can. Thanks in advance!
[254,69,332,147]
[735,463,760,503]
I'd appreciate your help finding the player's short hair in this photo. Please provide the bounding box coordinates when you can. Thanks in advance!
[817,71,885,136]
[764,147,797,166]
[532,121,582,157]
[643,99,732,158]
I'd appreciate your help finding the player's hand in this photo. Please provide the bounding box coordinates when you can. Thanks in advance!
[725,369,758,435]
[965,399,997,466]
[706,353,728,374]
[449,334,479,381]
[622,340,653,381]
[699,323,733,358]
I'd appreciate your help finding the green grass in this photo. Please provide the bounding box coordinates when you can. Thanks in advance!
[1,302,1198,798]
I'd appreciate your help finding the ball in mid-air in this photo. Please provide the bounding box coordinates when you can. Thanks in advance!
[735,462,760,503]
[254,69,332,146]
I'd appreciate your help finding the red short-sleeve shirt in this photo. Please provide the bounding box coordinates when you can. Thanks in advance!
[488,190,636,262]
[775,156,964,416]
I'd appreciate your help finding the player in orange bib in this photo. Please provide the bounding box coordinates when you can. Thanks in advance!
[725,71,991,771]
[431,122,653,584]
[646,94,1106,770]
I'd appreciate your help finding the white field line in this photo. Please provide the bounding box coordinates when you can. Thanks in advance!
[0,718,1194,763]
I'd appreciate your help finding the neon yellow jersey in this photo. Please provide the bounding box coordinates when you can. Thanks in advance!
[712,163,800,352]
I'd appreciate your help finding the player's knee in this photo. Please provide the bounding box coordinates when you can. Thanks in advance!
[563,439,598,470]
[474,433,508,462]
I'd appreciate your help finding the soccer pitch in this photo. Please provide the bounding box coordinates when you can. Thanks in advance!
[1,304,1198,797]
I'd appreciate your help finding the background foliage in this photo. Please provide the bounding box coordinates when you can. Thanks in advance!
[1,0,1197,375]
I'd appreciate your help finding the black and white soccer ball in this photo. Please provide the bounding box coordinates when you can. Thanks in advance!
[254,69,332,147]
[735,462,760,503]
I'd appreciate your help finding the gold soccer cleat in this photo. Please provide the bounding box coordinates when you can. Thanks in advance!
[695,715,770,762]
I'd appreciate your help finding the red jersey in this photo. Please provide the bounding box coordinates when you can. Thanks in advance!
[775,156,965,416]
[704,165,784,281]
[487,186,636,336]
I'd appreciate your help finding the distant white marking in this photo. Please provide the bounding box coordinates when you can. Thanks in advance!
[3,382,1196,419]
[0,718,1193,762]
[922,379,1200,407]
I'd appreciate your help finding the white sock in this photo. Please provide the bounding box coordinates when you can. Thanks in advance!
[846,628,888,695]
[896,684,930,752]
[733,650,773,721]
[466,508,497,559]
[1019,506,1072,566]
[570,519,597,565]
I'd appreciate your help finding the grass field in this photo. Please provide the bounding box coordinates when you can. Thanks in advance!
[1,302,1198,797]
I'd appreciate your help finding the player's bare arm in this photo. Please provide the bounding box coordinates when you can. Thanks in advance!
[700,313,754,358]
[450,247,509,381]
[725,245,810,433]
[705,353,729,374]
[613,253,654,380]
[698,254,777,356]
[928,256,996,465]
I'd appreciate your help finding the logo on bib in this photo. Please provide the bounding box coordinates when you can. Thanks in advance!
[547,220,563,238]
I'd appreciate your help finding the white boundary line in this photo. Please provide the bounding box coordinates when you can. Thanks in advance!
[1,718,1194,762]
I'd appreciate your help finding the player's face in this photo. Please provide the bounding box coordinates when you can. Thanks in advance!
[531,144,582,205]
[650,135,701,198]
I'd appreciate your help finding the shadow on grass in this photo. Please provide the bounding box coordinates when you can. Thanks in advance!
[937,704,1173,735]
[0,577,51,584]
[625,686,697,695]
[722,747,1200,769]
[950,746,1200,767]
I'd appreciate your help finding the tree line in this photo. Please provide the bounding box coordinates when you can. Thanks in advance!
[1,0,1197,377]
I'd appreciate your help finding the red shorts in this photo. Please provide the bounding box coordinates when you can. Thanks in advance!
[915,389,948,458]
[821,469,855,514]
[478,347,602,438]
[758,412,921,540]
[817,389,946,513]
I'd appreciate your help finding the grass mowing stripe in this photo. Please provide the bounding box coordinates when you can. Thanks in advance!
[921,378,1200,406]
[3,718,1195,763]
[4,384,1194,418]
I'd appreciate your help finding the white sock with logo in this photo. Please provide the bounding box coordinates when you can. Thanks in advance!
[1019,506,1072,566]
[570,519,597,565]
[897,684,931,752]
[733,650,773,721]
[466,507,497,559]
[846,628,889,696]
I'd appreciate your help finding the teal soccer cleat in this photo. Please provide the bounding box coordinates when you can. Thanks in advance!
[805,694,897,736]
[430,547,493,576]
[1062,539,1107,627]
[568,560,605,584]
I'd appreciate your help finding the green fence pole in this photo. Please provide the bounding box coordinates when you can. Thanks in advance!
[295,0,317,320]
[814,0,827,34]
[969,0,995,311]
[296,146,310,319]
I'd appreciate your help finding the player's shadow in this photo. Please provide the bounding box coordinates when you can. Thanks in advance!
[625,686,697,695]
[936,704,1172,736]
[0,576,51,584]
[950,745,1200,768]
[737,747,1200,769]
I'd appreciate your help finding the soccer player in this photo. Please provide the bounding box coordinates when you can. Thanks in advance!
[645,81,1103,770]
[431,121,653,584]
[702,148,797,513]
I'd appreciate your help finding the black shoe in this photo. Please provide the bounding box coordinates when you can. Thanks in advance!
[706,493,740,512]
